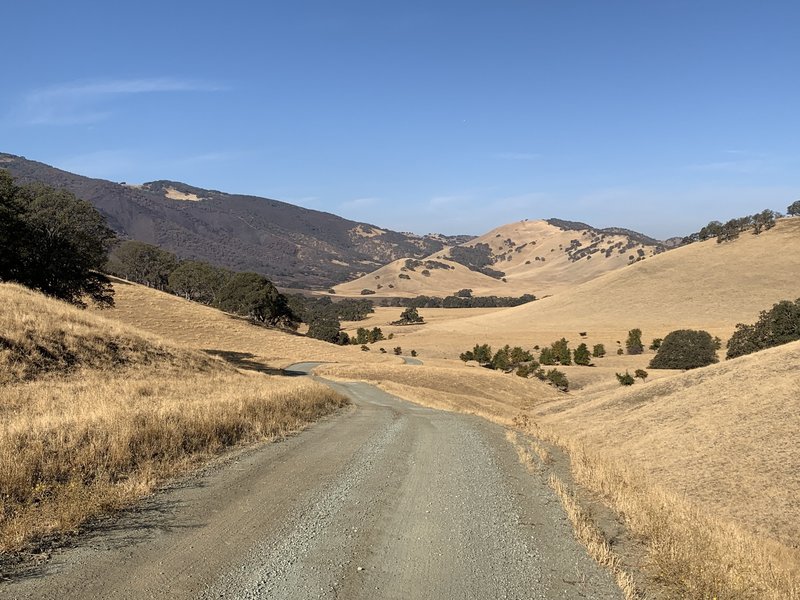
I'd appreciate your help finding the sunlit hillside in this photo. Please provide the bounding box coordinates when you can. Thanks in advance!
[394,217,800,358]
[334,219,663,298]
[98,277,400,369]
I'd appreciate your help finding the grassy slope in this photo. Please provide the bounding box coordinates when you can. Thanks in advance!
[396,217,800,359]
[0,283,347,552]
[334,219,661,298]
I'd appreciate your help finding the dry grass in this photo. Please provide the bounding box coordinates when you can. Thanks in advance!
[100,277,398,369]
[0,283,347,553]
[391,217,800,360]
[334,219,660,299]
[0,283,215,383]
[314,362,561,425]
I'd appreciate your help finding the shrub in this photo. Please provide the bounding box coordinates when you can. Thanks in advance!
[379,347,386,353]
[551,338,572,365]
[634,369,648,382]
[617,348,624,355]
[592,343,606,358]
[616,371,635,386]
[460,343,493,365]
[394,306,424,324]
[410,350,417,357]
[360,289,375,295]
[726,298,800,359]
[649,330,719,369]
[398,273,411,280]
[626,328,644,355]
[544,369,569,391]
[539,347,557,365]
[393,347,402,355]
[361,345,369,351]
[573,343,592,366]
[649,338,662,351]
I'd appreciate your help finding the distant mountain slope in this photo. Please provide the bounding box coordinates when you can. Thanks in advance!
[0,153,462,289]
[334,219,666,298]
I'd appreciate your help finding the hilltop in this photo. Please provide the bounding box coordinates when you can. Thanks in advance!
[0,153,469,289]
[334,219,666,299]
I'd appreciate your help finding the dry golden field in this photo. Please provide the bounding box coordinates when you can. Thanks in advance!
[382,217,800,360]
[99,277,400,369]
[0,283,347,552]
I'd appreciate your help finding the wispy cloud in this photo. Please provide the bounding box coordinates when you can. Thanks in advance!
[492,152,541,161]
[340,197,380,211]
[17,77,224,125]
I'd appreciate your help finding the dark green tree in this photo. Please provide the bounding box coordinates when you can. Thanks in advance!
[649,338,662,351]
[649,329,719,369]
[573,343,592,366]
[217,272,297,327]
[551,338,572,365]
[788,200,800,216]
[616,371,635,386]
[168,260,231,304]
[1,175,116,307]
[726,298,800,359]
[491,345,511,371]
[634,369,648,382]
[539,347,557,365]
[626,328,644,355]
[107,240,177,290]
[308,315,349,344]
[545,369,569,391]
[592,343,606,358]
[395,306,424,324]
[460,343,493,365]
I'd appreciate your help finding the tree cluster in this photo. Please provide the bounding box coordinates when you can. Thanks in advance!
[0,170,115,307]
[459,342,570,391]
[649,329,719,370]
[448,243,506,279]
[682,209,779,245]
[391,306,424,325]
[380,293,536,309]
[726,298,800,359]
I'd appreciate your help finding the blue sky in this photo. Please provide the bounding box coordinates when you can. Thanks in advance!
[2,1,799,238]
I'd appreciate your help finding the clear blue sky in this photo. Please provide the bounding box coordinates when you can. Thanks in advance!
[2,1,799,238]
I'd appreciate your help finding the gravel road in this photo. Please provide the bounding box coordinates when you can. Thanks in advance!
[2,364,621,600]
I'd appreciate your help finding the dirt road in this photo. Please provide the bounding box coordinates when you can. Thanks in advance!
[3,365,621,599]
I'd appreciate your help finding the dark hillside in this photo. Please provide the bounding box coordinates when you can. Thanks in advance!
[0,153,451,289]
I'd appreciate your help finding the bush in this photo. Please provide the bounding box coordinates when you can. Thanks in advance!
[573,343,592,366]
[393,346,402,355]
[544,369,569,391]
[649,329,719,369]
[592,343,606,358]
[379,347,386,353]
[616,371,635,386]
[649,338,662,351]
[361,345,370,351]
[393,306,424,324]
[617,348,624,355]
[410,350,417,357]
[360,289,375,295]
[626,328,644,355]
[726,298,800,359]
[634,369,648,382]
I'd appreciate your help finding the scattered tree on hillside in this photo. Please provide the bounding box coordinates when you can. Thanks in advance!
[107,240,177,291]
[551,338,572,365]
[539,347,557,365]
[308,315,349,345]
[393,306,424,325]
[726,298,800,359]
[573,343,592,366]
[411,350,417,357]
[0,171,116,307]
[649,338,662,351]
[545,369,569,391]
[616,371,635,386]
[168,260,231,304]
[649,329,718,369]
[217,272,297,327]
[626,328,644,355]
[592,343,606,358]
[393,346,402,355]
[460,343,493,365]
[634,369,648,382]
[788,200,800,216]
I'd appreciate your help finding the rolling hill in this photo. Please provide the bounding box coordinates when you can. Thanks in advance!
[393,217,800,357]
[334,218,666,299]
[0,153,469,289]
